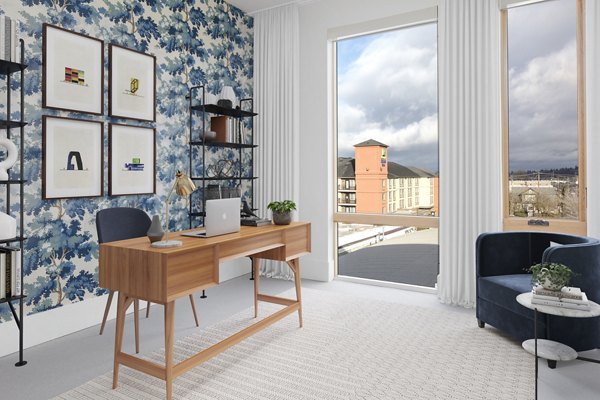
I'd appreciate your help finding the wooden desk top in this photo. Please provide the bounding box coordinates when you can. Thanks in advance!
[99,222,311,304]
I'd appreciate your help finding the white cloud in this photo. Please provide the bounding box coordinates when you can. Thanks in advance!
[508,39,578,171]
[337,25,438,170]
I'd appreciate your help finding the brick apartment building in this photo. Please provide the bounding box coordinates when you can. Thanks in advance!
[338,139,439,215]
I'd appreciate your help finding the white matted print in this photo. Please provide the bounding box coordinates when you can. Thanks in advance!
[109,44,156,122]
[43,116,103,199]
[43,24,103,115]
[109,124,155,196]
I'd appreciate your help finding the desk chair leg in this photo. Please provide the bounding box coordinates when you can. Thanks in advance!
[287,259,303,328]
[133,299,140,354]
[252,257,260,318]
[164,301,175,400]
[189,294,200,327]
[113,293,133,389]
[146,301,151,318]
[100,290,114,335]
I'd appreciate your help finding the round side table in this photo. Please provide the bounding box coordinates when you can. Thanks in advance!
[516,292,600,400]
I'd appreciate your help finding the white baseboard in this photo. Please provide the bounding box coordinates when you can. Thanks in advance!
[0,261,249,359]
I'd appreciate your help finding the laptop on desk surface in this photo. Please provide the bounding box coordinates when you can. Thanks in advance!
[182,198,241,238]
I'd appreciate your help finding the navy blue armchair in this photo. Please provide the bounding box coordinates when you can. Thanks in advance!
[476,232,600,354]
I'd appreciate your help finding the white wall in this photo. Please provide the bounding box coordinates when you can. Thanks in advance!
[297,0,439,281]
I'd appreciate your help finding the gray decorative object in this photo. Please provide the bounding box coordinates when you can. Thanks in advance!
[272,211,292,225]
[146,214,164,243]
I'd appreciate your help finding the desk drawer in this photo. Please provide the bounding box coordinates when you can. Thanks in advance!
[167,247,217,300]
[218,232,283,260]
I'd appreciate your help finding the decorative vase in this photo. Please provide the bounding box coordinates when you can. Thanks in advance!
[0,138,18,180]
[272,211,292,225]
[147,215,164,243]
[540,277,563,291]
[0,211,16,240]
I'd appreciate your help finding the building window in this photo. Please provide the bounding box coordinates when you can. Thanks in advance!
[502,0,585,233]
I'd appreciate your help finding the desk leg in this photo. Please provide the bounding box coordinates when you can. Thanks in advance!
[165,301,175,400]
[253,257,260,318]
[287,259,303,328]
[113,293,131,389]
[134,299,140,354]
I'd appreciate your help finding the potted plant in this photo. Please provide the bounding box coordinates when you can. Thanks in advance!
[267,200,297,225]
[527,262,574,291]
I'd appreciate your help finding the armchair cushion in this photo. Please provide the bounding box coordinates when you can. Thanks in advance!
[478,274,533,319]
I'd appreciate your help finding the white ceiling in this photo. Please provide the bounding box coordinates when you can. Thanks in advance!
[227,0,298,14]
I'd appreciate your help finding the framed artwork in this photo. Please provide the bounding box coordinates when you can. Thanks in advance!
[42,24,104,115]
[109,124,156,196]
[43,116,103,199]
[109,44,156,122]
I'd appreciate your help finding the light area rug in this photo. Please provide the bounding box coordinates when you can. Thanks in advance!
[54,288,533,399]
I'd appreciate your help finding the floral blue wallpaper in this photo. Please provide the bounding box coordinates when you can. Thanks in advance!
[0,0,253,321]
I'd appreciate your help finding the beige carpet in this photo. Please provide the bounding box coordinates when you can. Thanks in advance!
[54,288,533,399]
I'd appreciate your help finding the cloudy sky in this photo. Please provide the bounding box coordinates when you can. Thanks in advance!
[337,0,577,174]
[336,23,438,172]
[508,0,577,172]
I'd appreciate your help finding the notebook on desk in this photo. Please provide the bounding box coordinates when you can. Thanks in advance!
[182,197,241,238]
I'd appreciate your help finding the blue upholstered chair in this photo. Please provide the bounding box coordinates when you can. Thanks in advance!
[96,208,199,352]
[476,232,600,363]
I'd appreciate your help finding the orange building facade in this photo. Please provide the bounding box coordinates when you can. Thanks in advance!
[338,139,438,215]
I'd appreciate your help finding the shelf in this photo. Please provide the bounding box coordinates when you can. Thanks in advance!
[0,179,27,185]
[189,141,257,149]
[191,177,258,181]
[0,120,27,129]
[0,59,26,75]
[0,236,26,244]
[191,104,257,118]
[0,295,26,304]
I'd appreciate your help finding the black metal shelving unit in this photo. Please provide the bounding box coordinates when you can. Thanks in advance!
[0,39,28,367]
[187,86,258,225]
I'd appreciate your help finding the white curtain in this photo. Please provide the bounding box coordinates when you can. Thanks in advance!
[437,0,503,307]
[586,1,600,239]
[253,4,300,279]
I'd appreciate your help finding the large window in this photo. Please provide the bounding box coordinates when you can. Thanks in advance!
[332,13,439,290]
[502,0,586,234]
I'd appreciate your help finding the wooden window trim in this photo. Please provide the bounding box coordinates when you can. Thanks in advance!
[501,0,587,235]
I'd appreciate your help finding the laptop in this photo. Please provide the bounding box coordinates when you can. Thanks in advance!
[182,198,241,238]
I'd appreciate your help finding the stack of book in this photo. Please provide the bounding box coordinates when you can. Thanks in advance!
[0,15,17,62]
[531,285,590,311]
[0,246,21,299]
[241,217,272,227]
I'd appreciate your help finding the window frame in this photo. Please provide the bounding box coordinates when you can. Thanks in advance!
[501,0,587,235]
[330,9,439,292]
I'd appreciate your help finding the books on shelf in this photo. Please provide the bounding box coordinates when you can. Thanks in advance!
[210,116,240,143]
[0,15,17,62]
[0,246,21,299]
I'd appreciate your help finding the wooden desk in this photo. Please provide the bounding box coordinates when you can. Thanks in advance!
[99,222,311,400]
